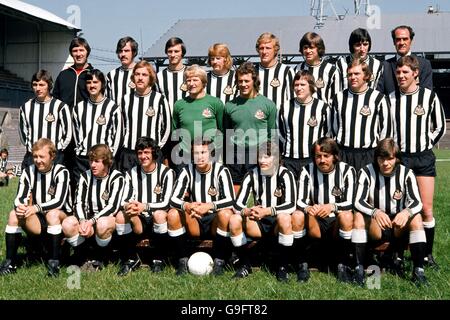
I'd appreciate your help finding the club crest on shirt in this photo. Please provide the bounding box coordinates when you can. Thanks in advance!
[202,108,213,118]
[128,81,136,89]
[96,115,106,125]
[270,78,280,88]
[254,110,265,120]
[47,185,56,196]
[145,106,155,117]
[154,184,162,195]
[101,190,110,201]
[45,112,55,122]
[360,105,371,116]
[180,82,188,92]
[414,104,425,116]
[331,186,342,197]
[273,188,283,197]
[307,116,318,127]
[223,85,234,95]
[208,186,218,197]
[315,78,325,89]
[393,190,403,200]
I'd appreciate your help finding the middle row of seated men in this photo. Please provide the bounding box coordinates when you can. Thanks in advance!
[1,135,430,288]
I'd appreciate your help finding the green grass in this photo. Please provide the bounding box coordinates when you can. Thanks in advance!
[0,152,449,300]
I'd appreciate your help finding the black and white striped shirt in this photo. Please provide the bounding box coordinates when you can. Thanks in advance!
[258,62,295,109]
[19,97,72,152]
[297,161,356,212]
[170,163,235,211]
[75,169,125,222]
[355,163,422,217]
[335,55,383,90]
[106,66,134,107]
[235,166,296,215]
[279,97,331,158]
[15,164,71,213]
[157,66,188,111]
[390,87,446,153]
[0,158,7,173]
[122,90,171,150]
[122,163,175,212]
[331,88,392,149]
[206,70,236,104]
[73,97,123,156]
[295,59,341,105]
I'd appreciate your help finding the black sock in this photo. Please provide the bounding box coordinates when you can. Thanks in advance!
[118,232,137,262]
[170,233,187,260]
[410,242,426,269]
[213,234,230,261]
[48,233,62,260]
[152,232,168,261]
[339,237,352,266]
[354,242,366,266]
[424,227,435,256]
[94,244,110,263]
[277,243,291,269]
[73,241,89,265]
[390,235,404,260]
[236,244,250,268]
[5,233,22,263]
[293,236,307,264]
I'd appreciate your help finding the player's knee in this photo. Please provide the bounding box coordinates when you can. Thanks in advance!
[167,209,181,226]
[277,213,291,231]
[153,210,167,224]
[338,211,353,230]
[228,214,242,233]
[353,212,366,229]
[46,209,62,225]
[409,213,424,230]
[217,209,232,223]
[62,216,78,234]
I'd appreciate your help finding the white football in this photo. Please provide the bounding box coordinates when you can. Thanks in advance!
[188,251,214,276]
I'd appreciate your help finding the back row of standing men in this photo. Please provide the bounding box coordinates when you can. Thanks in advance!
[3,25,445,284]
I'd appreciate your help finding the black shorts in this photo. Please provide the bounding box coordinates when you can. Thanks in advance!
[255,215,277,237]
[401,149,436,177]
[316,215,336,238]
[36,212,48,235]
[137,214,154,237]
[197,212,217,239]
[282,157,312,180]
[340,146,375,172]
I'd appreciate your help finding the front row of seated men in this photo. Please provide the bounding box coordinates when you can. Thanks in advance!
[0,136,429,287]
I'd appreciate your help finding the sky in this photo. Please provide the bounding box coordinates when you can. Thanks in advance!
[24,0,450,72]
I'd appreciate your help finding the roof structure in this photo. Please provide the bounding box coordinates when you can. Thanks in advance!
[0,0,80,30]
[143,13,450,64]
